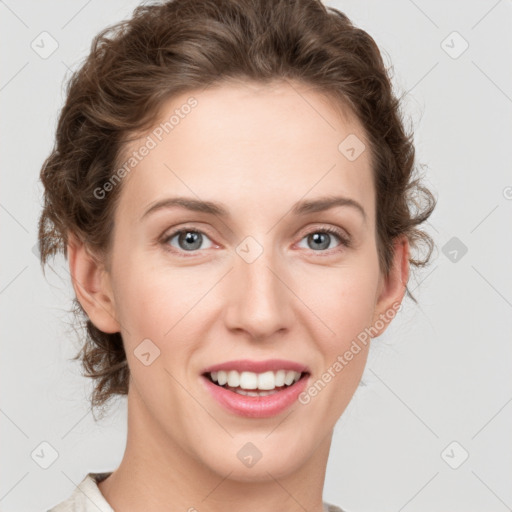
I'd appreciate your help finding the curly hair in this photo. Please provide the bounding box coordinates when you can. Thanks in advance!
[37,0,437,417]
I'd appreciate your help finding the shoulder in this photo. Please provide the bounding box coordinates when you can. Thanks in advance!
[323,501,350,512]
[47,472,113,512]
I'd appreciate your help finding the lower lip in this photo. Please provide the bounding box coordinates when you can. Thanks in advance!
[200,374,310,418]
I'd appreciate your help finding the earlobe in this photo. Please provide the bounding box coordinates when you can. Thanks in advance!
[371,236,410,335]
[66,233,121,334]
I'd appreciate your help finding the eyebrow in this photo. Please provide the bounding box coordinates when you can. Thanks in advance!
[141,195,367,222]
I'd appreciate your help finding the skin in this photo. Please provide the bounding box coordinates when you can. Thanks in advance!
[67,80,409,512]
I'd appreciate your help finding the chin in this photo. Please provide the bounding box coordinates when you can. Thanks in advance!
[197,436,311,483]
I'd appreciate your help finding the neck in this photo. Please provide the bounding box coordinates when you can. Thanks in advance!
[98,386,333,512]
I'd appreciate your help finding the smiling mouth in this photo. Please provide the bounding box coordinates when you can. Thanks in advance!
[202,372,309,396]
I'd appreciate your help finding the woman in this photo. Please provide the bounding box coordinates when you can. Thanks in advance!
[39,0,436,510]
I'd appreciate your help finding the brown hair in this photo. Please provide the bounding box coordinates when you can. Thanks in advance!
[38,0,437,417]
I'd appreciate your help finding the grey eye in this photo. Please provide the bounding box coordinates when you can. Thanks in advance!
[167,230,214,252]
[297,230,343,251]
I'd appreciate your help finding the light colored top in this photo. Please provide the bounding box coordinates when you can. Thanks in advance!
[47,472,347,512]
[47,472,114,512]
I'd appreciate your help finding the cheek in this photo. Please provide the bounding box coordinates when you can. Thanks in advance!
[295,267,376,426]
[111,254,212,356]
[297,260,379,347]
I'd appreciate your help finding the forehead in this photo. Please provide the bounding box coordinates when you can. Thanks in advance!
[115,80,375,222]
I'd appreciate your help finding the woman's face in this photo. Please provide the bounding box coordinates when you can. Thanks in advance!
[85,80,407,481]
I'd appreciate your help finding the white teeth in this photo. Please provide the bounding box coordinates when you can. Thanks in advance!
[232,388,279,396]
[207,369,304,390]
[284,370,298,386]
[274,369,286,387]
[239,371,258,389]
[227,370,240,387]
[257,371,275,390]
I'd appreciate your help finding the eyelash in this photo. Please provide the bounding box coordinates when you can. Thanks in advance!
[160,225,351,258]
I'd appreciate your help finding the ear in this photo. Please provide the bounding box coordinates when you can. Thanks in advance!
[370,235,410,337]
[66,233,120,334]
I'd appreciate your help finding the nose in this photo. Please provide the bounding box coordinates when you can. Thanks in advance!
[223,242,295,342]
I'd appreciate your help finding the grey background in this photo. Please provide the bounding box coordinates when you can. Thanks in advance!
[1,1,511,511]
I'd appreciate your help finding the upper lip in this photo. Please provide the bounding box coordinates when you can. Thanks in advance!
[202,359,310,375]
